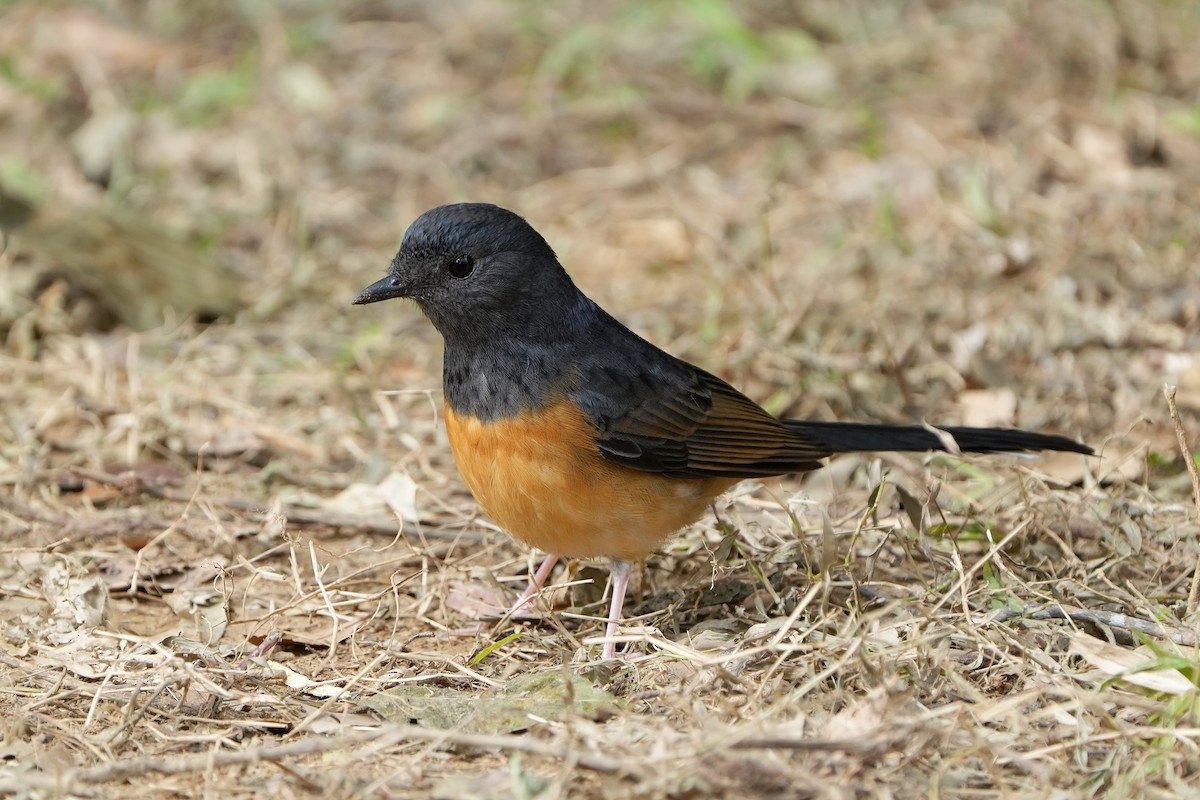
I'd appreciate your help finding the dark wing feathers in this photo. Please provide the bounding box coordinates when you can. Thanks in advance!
[573,360,1092,478]
[576,362,831,479]
[567,310,1091,480]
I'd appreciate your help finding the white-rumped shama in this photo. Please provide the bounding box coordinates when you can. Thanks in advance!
[355,203,1092,660]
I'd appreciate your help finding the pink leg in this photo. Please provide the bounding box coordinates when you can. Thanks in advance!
[512,553,560,613]
[601,559,634,660]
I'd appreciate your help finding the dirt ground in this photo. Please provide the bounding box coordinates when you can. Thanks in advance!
[1,1,1199,797]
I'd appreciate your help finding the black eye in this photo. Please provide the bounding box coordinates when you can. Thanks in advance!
[447,253,475,278]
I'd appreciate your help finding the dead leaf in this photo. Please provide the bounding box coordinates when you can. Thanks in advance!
[444,580,532,620]
[615,218,693,264]
[32,741,76,776]
[957,388,1017,428]
[163,583,229,643]
[268,661,346,699]
[821,685,889,742]
[324,471,419,523]
[1165,352,1200,411]
[76,479,124,506]
[10,555,110,646]
[184,424,265,458]
[1069,633,1197,695]
[55,7,200,73]
[1037,447,1142,486]
[1074,124,1133,187]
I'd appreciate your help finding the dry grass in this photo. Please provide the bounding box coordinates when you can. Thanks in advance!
[2,1,1200,797]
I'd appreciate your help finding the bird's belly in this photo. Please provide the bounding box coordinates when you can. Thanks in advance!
[444,399,733,561]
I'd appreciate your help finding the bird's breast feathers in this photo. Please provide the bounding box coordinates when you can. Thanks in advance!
[443,398,732,560]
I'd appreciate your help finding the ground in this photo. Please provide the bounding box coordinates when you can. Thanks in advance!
[1,1,1200,798]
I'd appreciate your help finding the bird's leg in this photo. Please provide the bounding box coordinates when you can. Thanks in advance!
[512,553,560,614]
[601,559,634,660]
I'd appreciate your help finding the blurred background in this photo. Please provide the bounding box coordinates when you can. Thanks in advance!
[3,1,1198,447]
[2,1,1197,439]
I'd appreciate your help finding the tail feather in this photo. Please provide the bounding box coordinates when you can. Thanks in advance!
[783,420,1093,456]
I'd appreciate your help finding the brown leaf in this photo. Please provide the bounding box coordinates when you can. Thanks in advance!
[957,388,1017,428]
[444,581,526,620]
[1069,633,1197,695]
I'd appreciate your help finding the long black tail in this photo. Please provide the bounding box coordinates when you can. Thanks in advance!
[784,420,1093,456]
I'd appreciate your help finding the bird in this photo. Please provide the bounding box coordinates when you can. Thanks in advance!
[354,203,1092,660]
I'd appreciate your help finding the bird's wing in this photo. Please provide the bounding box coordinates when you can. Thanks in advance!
[572,359,830,479]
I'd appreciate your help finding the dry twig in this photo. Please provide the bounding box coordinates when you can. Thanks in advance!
[989,602,1200,646]
[1164,385,1200,617]
[0,724,627,794]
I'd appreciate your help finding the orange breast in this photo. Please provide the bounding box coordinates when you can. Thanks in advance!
[444,399,735,561]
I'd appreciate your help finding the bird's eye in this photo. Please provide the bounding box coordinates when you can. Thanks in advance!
[447,253,475,278]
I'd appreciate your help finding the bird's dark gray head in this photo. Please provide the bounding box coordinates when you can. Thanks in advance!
[354,203,585,346]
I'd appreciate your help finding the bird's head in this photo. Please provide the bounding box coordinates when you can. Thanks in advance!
[354,203,581,345]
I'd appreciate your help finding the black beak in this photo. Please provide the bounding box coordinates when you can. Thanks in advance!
[353,275,409,305]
